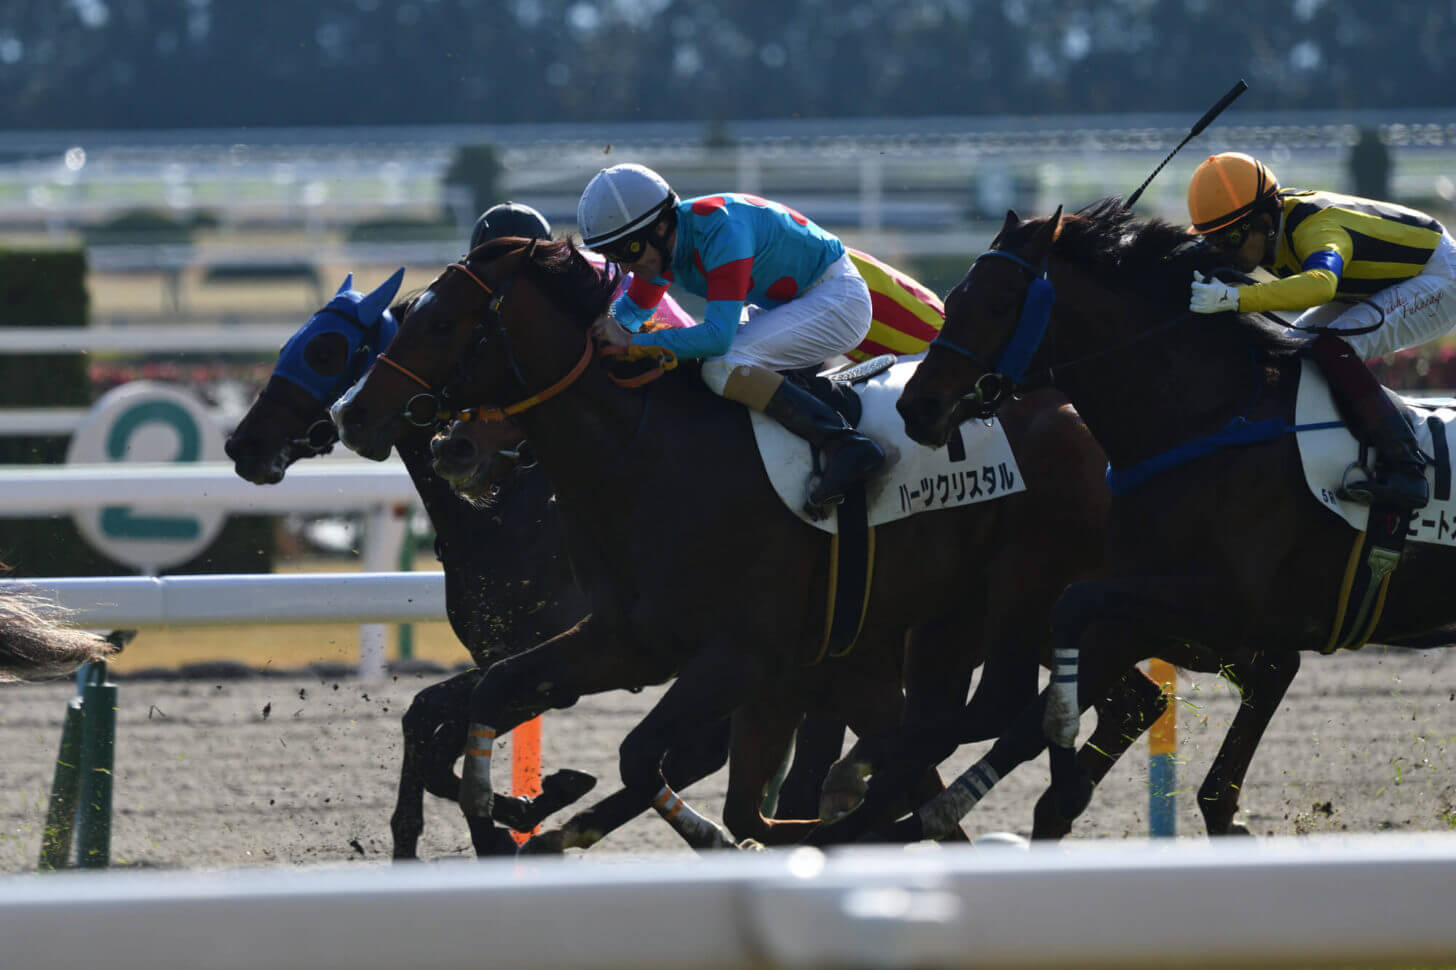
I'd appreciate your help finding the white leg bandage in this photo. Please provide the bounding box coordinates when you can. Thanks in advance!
[1044,648,1080,748]
[460,722,496,818]
[653,785,735,849]
[916,761,1001,840]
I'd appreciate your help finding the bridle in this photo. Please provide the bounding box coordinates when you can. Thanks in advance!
[928,249,1056,418]
[375,242,678,429]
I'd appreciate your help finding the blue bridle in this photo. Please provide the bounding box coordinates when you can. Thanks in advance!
[928,249,1055,413]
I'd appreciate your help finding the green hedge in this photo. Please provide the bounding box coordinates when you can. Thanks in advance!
[0,247,271,578]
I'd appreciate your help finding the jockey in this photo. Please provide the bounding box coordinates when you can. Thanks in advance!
[470,200,693,332]
[577,163,885,516]
[1186,151,1456,511]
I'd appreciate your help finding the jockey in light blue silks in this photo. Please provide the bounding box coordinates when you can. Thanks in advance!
[578,163,885,518]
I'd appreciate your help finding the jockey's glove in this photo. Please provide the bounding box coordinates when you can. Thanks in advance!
[1190,272,1241,314]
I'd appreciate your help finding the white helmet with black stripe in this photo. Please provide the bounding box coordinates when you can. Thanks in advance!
[577,164,678,260]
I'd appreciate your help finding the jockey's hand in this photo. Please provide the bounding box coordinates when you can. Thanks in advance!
[590,313,632,349]
[1190,272,1241,314]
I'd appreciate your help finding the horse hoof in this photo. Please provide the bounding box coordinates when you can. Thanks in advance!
[518,830,567,855]
[972,831,1030,850]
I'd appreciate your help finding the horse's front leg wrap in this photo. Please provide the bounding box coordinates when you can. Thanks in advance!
[653,785,736,850]
[459,723,496,818]
[1043,647,1080,748]
[916,761,1001,840]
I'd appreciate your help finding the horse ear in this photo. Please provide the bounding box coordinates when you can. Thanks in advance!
[334,273,355,297]
[1002,210,1020,235]
[1026,205,1064,261]
[358,268,406,324]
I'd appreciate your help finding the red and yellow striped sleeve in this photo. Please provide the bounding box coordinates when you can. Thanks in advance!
[846,249,945,361]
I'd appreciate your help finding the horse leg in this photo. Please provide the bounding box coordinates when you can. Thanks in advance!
[418,705,596,834]
[1039,577,1230,820]
[519,716,733,855]
[618,641,767,852]
[1198,650,1301,836]
[899,633,1148,842]
[1031,664,1167,840]
[721,697,811,844]
[458,617,671,856]
[817,616,978,835]
[391,668,481,860]
[770,713,847,820]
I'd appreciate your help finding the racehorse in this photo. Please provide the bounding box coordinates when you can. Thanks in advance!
[227,270,830,858]
[0,584,122,682]
[894,199,1456,838]
[225,272,598,857]
[333,236,1169,853]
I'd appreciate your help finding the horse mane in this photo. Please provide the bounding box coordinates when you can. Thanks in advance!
[1052,197,1306,353]
[468,236,620,325]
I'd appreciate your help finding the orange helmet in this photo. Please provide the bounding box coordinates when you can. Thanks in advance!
[1187,152,1280,234]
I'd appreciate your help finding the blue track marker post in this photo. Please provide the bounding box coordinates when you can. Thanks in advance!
[1148,658,1178,838]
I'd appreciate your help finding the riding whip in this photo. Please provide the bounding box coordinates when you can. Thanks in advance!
[1125,79,1249,209]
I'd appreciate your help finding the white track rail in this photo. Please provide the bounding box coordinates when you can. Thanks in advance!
[3,835,1455,970]
[0,461,425,678]
[0,572,444,628]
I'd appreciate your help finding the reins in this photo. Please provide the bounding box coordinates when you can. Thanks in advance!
[379,249,680,429]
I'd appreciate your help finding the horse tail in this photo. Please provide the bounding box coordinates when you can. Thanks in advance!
[0,586,122,683]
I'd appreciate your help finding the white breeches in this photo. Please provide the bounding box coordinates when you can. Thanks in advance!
[701,253,872,395]
[1292,231,1456,362]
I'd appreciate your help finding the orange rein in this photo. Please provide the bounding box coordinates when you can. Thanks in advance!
[382,258,679,427]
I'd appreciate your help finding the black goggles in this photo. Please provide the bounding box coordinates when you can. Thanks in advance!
[594,233,650,265]
[1207,220,1258,251]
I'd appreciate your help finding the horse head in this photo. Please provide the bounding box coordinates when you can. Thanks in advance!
[226,268,404,484]
[899,207,1062,447]
[335,237,614,462]
[430,415,534,507]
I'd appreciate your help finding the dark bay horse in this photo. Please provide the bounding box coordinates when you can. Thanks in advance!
[895,199,1456,838]
[334,237,1167,853]
[229,269,819,858]
[225,272,599,858]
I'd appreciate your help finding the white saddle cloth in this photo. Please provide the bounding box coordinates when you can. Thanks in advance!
[750,360,1026,534]
[1295,361,1456,546]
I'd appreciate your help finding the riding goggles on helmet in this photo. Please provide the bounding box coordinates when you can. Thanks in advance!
[593,233,648,265]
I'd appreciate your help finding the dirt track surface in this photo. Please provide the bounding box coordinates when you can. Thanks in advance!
[4,646,1456,871]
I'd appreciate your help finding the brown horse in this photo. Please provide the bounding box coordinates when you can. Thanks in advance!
[334,237,1167,853]
[894,199,1456,838]
[225,278,600,858]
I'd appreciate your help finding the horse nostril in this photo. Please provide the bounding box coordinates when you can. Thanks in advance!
[440,437,478,464]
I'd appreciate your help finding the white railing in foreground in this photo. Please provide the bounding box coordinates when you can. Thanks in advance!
[3,834,1454,970]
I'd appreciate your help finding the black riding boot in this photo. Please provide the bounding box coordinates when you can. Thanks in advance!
[1310,333,1429,511]
[762,378,886,516]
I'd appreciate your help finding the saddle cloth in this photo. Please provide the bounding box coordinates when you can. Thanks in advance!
[1296,361,1456,546]
[751,359,1026,534]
